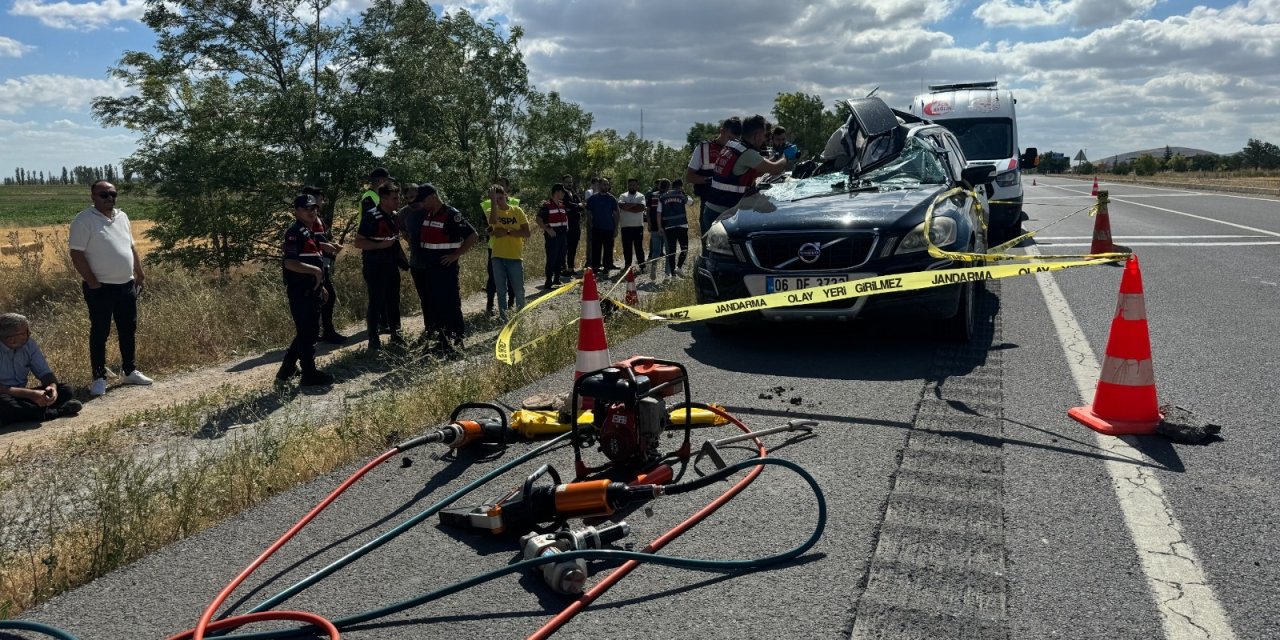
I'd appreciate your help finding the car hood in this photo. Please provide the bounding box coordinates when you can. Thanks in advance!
[722,186,946,236]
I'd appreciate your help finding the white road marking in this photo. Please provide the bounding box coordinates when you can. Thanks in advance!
[1028,245,1237,640]
[1035,181,1280,203]
[1110,199,1280,237]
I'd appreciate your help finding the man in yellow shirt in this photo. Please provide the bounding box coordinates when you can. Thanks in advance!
[486,185,531,320]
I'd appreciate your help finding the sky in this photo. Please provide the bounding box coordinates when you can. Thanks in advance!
[0,0,1278,177]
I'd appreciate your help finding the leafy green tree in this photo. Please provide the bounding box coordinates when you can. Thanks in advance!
[519,90,594,191]
[364,2,530,222]
[1241,138,1280,170]
[1073,160,1095,175]
[1112,160,1131,175]
[1163,145,1173,162]
[771,92,829,160]
[1167,154,1190,172]
[1189,154,1218,172]
[94,0,383,274]
[686,122,719,148]
[1132,154,1159,176]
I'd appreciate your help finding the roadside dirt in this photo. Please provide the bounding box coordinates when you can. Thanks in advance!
[0,277,549,452]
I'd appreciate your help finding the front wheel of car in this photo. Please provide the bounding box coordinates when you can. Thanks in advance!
[943,281,975,343]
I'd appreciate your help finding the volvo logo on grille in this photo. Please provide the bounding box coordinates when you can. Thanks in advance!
[797,242,822,264]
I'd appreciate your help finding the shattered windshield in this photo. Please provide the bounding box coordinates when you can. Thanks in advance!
[766,136,948,203]
[857,136,948,187]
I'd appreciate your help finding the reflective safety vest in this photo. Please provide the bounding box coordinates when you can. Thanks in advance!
[541,201,569,228]
[419,209,462,250]
[705,139,761,209]
[692,140,724,198]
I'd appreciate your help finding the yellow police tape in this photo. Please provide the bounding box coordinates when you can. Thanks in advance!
[495,189,1128,363]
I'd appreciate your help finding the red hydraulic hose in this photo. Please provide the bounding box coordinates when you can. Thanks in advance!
[167,611,340,640]
[170,447,401,640]
[528,405,765,640]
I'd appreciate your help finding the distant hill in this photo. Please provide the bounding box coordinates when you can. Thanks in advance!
[1093,146,1218,165]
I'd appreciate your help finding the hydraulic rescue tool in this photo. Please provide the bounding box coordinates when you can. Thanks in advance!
[418,402,520,449]
[520,522,631,594]
[695,419,818,470]
[570,356,694,481]
[439,464,660,535]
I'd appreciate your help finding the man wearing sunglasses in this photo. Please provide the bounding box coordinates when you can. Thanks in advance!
[69,180,153,397]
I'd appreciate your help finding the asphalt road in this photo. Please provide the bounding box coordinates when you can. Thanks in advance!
[14,177,1278,639]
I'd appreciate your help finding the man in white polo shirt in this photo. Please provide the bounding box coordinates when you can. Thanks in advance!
[69,180,153,397]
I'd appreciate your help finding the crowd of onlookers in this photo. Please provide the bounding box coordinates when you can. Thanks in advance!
[1,114,800,426]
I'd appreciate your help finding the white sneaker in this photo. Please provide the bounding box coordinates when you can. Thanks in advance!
[89,377,107,396]
[121,370,154,386]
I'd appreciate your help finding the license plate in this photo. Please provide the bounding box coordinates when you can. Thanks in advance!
[766,275,849,293]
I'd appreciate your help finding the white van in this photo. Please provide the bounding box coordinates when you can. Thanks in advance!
[908,81,1037,241]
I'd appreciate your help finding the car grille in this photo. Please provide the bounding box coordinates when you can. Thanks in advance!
[747,233,877,271]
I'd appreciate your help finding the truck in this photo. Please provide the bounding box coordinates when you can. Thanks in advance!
[908,81,1038,243]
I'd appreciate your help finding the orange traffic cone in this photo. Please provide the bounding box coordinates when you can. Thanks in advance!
[1090,176,1099,196]
[625,267,639,306]
[1089,190,1116,254]
[575,268,610,410]
[1069,254,1163,436]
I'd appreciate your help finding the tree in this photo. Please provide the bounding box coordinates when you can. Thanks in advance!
[1189,154,1218,172]
[364,2,530,223]
[94,0,386,274]
[771,92,830,160]
[519,90,593,190]
[1241,138,1280,170]
[1167,154,1189,172]
[1163,145,1173,162]
[686,122,719,148]
[1132,154,1159,176]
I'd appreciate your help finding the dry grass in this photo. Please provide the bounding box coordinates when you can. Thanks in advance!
[0,218,594,389]
[0,257,696,618]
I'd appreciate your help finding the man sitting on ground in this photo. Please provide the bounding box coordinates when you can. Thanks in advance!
[1,313,82,426]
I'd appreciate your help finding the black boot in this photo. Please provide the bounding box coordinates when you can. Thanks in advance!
[299,363,334,387]
[276,353,299,381]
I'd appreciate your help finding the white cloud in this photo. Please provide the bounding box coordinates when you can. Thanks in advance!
[0,74,133,116]
[973,0,1157,29]
[0,118,139,171]
[9,0,147,31]
[0,36,35,58]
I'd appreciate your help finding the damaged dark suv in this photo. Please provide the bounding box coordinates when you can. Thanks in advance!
[693,97,998,341]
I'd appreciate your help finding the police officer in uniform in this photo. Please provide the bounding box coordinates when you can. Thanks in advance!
[536,184,570,289]
[400,184,478,356]
[702,114,789,225]
[301,185,345,344]
[355,183,406,352]
[277,195,335,387]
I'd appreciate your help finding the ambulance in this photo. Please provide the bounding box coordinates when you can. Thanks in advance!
[908,81,1037,242]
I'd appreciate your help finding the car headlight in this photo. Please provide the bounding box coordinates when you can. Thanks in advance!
[705,221,734,256]
[995,170,1019,187]
[895,216,957,254]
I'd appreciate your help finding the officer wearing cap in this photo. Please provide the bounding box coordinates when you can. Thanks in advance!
[355,182,406,352]
[277,195,335,387]
[399,184,477,356]
[301,185,345,344]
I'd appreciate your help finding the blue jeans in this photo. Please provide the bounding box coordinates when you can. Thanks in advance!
[491,257,526,316]
[648,232,665,278]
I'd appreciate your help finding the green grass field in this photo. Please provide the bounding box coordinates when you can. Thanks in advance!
[0,184,161,227]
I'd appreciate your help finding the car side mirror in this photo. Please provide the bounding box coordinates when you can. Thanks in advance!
[961,165,997,189]
[1021,147,1039,168]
